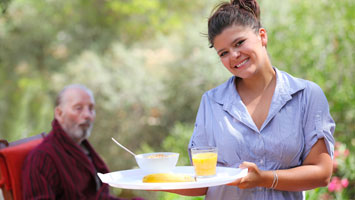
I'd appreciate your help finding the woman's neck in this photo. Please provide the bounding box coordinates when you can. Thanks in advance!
[237,64,276,95]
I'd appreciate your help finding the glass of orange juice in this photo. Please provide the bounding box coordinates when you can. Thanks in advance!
[191,146,218,178]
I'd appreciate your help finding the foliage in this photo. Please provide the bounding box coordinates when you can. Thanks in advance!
[306,142,354,199]
[158,192,203,200]
[162,122,194,166]
[0,0,354,199]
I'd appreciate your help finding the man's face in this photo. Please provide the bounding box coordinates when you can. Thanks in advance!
[55,88,96,144]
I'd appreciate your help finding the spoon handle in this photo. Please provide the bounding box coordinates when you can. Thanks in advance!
[111,137,136,157]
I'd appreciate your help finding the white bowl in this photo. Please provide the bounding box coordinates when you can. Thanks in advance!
[135,152,179,173]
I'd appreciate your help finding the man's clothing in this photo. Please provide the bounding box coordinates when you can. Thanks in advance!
[22,120,120,200]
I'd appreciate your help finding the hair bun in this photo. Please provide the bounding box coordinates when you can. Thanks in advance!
[230,0,260,20]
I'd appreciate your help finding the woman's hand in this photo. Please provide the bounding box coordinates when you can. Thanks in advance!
[227,139,333,191]
[227,161,269,189]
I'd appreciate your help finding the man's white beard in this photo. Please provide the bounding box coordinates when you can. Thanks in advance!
[62,121,93,143]
[73,124,93,140]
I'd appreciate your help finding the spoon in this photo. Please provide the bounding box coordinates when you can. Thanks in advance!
[111,137,137,157]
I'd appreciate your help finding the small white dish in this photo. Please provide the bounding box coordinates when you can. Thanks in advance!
[135,152,179,173]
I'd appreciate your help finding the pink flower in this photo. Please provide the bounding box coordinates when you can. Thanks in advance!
[335,183,343,192]
[335,142,341,148]
[343,149,349,157]
[334,150,339,158]
[341,178,349,188]
[328,177,345,192]
[328,182,336,192]
[328,178,337,192]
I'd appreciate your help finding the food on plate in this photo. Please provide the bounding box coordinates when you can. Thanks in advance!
[142,173,195,183]
[147,154,171,159]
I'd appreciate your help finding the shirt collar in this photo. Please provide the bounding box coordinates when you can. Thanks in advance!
[208,67,306,105]
[274,67,306,98]
[261,68,306,131]
[207,76,237,105]
[207,67,306,132]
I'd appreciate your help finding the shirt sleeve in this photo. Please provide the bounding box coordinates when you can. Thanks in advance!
[301,81,335,161]
[22,150,59,200]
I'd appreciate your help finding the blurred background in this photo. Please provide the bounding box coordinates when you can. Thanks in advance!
[0,0,353,199]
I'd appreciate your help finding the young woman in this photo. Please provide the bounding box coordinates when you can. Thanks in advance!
[169,0,335,199]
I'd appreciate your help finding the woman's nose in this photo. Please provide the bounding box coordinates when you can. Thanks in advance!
[231,49,240,58]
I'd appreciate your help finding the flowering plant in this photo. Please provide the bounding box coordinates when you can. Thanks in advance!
[306,142,354,200]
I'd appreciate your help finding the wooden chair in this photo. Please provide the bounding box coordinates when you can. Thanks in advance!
[0,133,46,200]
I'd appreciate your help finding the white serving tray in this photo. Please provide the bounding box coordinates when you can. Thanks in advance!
[98,166,248,190]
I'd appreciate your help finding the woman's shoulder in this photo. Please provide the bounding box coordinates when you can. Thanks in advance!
[276,68,327,102]
[203,76,236,104]
[277,68,324,94]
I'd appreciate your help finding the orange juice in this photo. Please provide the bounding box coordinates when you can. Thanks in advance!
[192,152,217,177]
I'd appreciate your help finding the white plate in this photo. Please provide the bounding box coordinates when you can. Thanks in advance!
[98,166,248,190]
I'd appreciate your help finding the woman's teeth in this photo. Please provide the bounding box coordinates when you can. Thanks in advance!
[236,59,248,68]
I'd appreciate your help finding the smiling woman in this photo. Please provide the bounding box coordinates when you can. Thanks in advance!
[213,25,271,85]
[159,0,335,199]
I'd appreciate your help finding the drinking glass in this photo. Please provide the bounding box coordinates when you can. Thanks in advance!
[191,146,218,178]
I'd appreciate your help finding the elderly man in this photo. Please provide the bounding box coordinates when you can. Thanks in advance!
[22,84,131,199]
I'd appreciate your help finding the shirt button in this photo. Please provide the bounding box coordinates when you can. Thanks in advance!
[260,160,264,164]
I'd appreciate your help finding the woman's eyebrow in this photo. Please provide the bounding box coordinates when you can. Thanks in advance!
[217,37,242,54]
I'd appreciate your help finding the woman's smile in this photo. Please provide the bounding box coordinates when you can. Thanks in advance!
[213,25,268,79]
[234,58,249,69]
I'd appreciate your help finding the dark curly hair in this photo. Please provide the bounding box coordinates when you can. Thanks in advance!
[208,0,262,48]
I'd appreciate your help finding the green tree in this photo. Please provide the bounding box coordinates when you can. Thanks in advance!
[0,0,353,199]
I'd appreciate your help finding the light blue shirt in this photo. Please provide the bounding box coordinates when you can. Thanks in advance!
[188,68,335,200]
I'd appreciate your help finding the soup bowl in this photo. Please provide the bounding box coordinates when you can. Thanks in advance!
[135,152,179,173]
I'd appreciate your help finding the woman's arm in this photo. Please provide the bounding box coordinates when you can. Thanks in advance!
[228,138,333,191]
[155,187,208,196]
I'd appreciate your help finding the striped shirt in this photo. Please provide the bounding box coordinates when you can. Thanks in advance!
[189,68,335,200]
[22,120,122,200]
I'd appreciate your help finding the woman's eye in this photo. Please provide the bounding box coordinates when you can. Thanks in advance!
[235,40,245,47]
[219,52,228,57]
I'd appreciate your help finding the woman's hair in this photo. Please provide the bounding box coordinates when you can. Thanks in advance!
[208,0,261,48]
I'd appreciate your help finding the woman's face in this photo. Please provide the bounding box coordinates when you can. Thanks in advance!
[213,25,268,79]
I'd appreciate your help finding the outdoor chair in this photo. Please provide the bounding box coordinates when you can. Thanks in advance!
[0,133,46,200]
